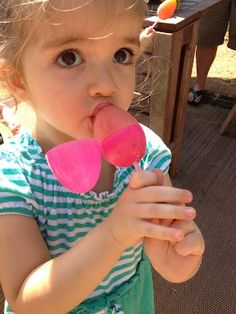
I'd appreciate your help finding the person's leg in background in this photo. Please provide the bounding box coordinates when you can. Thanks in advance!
[218,0,236,134]
[188,1,231,105]
[228,0,236,50]
[194,46,217,92]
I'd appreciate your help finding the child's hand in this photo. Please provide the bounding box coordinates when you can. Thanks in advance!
[143,171,205,283]
[106,170,194,249]
[144,218,204,282]
[140,26,156,52]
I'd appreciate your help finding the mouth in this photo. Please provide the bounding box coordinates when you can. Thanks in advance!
[90,102,113,125]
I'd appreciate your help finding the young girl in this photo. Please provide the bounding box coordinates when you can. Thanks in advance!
[0,1,204,313]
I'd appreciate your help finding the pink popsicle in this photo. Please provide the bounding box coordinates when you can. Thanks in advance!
[46,104,146,193]
[93,104,146,168]
[46,140,102,193]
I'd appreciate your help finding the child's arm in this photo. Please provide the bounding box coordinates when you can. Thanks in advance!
[0,170,201,314]
[144,172,205,283]
[0,215,124,314]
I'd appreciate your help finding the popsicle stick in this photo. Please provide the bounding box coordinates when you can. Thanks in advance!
[151,18,159,30]
[133,161,141,171]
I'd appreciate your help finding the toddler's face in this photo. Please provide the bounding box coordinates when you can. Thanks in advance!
[19,0,144,151]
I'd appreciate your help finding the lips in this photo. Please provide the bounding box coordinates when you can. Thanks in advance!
[91,102,113,125]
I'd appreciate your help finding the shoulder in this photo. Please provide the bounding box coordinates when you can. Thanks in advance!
[141,124,172,174]
[142,124,171,153]
[0,130,39,161]
[0,131,43,178]
[0,131,44,217]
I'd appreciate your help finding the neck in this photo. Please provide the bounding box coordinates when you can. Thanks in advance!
[93,159,116,194]
[32,117,75,153]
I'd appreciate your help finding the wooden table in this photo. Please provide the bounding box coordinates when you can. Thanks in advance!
[145,0,228,176]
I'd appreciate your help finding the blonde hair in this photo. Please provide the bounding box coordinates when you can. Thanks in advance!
[0,0,148,96]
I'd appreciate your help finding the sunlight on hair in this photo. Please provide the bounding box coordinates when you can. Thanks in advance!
[47,0,94,12]
[87,31,114,40]
[133,55,172,105]
[124,0,141,12]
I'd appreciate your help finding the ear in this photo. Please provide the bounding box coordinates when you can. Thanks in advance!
[0,63,29,102]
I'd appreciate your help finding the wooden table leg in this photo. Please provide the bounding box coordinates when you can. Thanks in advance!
[149,31,175,140]
[219,104,236,135]
[149,20,199,176]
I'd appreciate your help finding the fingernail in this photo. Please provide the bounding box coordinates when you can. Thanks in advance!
[186,192,193,202]
[185,208,195,218]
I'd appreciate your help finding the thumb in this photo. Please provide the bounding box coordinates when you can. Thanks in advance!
[129,169,165,189]
[129,170,158,189]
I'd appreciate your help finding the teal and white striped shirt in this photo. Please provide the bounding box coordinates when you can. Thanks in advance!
[0,125,171,313]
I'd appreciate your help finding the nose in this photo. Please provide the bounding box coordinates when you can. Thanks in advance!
[87,63,117,98]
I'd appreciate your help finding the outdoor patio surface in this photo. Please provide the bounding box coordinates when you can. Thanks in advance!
[151,97,236,314]
[0,96,235,313]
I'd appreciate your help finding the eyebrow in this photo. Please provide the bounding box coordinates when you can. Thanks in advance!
[41,35,140,49]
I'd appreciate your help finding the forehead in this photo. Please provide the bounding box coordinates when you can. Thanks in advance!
[35,0,145,40]
[46,0,146,18]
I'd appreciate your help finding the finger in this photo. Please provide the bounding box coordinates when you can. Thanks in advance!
[140,26,155,39]
[157,218,174,227]
[137,203,196,220]
[146,26,156,35]
[152,169,165,186]
[140,27,155,52]
[136,185,193,204]
[129,170,160,189]
[174,230,205,257]
[138,221,184,243]
[171,220,197,233]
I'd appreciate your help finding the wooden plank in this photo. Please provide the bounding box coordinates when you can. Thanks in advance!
[149,22,198,145]
[146,0,227,175]
[162,31,183,143]
[149,32,173,139]
[169,20,199,176]
[145,0,228,32]
[219,104,236,135]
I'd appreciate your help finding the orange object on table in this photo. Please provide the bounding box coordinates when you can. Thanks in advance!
[157,0,177,19]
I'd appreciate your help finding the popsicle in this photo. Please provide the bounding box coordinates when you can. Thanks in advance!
[157,0,177,20]
[151,0,177,30]
[46,103,146,193]
[46,140,102,193]
[93,103,146,169]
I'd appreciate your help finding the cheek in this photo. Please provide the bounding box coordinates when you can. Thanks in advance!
[24,70,71,108]
[119,69,136,103]
[23,69,52,105]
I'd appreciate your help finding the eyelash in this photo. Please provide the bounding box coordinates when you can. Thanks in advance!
[117,48,136,64]
[56,49,82,69]
[55,47,137,69]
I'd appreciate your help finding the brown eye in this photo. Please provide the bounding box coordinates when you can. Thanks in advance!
[57,50,82,67]
[113,48,133,64]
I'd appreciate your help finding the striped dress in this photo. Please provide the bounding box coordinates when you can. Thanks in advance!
[0,125,171,313]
